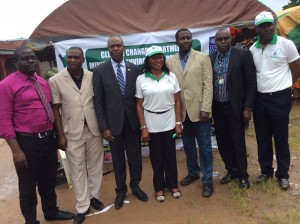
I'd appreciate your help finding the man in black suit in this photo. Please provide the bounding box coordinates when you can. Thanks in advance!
[93,36,148,209]
[210,29,257,189]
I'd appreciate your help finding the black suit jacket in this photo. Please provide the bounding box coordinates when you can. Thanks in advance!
[210,47,257,120]
[93,61,140,135]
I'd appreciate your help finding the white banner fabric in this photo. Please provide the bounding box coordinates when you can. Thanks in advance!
[54,27,220,71]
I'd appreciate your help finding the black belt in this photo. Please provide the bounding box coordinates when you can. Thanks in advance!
[16,131,53,139]
[258,88,290,96]
[144,108,170,114]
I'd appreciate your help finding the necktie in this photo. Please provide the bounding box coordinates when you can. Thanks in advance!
[117,64,125,95]
[29,76,55,123]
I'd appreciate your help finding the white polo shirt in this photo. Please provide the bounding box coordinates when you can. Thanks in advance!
[136,71,180,133]
[250,35,299,93]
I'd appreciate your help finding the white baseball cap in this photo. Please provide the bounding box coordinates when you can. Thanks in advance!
[145,46,163,57]
[255,11,274,26]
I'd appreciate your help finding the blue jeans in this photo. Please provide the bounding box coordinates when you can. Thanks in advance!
[182,115,213,183]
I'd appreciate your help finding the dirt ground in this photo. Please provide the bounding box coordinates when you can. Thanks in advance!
[1,101,300,224]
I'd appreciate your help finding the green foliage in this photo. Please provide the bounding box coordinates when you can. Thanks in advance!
[283,0,300,10]
[42,68,58,80]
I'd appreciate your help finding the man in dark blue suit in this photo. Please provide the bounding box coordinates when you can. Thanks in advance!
[93,36,148,209]
[210,29,257,189]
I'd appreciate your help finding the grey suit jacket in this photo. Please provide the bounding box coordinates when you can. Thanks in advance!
[210,47,257,120]
[93,60,140,135]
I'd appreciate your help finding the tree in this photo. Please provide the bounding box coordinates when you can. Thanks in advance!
[283,0,300,10]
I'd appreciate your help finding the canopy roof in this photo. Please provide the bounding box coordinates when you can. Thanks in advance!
[277,6,300,47]
[30,0,270,42]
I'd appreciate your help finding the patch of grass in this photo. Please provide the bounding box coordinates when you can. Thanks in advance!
[212,150,223,168]
[186,217,195,224]
[260,212,283,224]
[288,210,300,224]
[289,125,300,155]
[224,179,283,220]
[225,186,256,216]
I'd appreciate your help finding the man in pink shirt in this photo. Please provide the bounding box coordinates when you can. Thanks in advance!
[0,46,74,224]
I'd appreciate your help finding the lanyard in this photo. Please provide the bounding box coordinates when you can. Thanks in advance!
[215,48,231,78]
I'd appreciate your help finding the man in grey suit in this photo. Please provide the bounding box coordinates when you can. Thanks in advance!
[93,36,148,209]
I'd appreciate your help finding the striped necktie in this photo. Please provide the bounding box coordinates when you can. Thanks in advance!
[117,64,125,95]
[29,76,55,123]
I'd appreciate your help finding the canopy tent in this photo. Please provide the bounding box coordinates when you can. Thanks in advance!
[29,0,271,43]
[277,6,300,48]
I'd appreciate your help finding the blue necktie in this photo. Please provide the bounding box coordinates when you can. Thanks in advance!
[117,64,125,94]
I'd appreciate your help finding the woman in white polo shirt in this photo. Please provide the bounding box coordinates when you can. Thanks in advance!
[136,46,182,202]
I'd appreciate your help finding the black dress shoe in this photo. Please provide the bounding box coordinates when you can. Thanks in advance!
[133,189,148,202]
[239,178,250,189]
[220,173,237,184]
[202,183,214,198]
[44,210,74,221]
[255,174,272,183]
[90,197,105,211]
[114,193,126,209]
[180,175,200,186]
[277,178,290,190]
[73,209,90,224]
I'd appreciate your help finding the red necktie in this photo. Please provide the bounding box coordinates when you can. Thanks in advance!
[29,76,55,123]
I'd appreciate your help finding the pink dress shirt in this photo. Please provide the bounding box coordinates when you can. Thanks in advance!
[0,71,53,139]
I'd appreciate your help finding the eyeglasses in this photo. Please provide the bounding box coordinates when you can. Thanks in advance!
[17,56,37,62]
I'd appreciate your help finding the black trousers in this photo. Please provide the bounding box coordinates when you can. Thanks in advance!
[213,102,248,179]
[148,129,178,192]
[253,89,292,179]
[15,131,58,224]
[109,113,142,195]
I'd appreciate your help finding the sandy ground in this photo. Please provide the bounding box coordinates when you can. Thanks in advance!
[1,101,300,224]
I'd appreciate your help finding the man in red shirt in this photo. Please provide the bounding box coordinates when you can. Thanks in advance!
[0,46,74,224]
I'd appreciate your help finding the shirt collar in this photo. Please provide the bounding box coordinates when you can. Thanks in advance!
[145,71,167,81]
[254,34,277,49]
[218,47,231,56]
[67,67,84,79]
[16,70,38,81]
[111,59,125,68]
[179,50,191,60]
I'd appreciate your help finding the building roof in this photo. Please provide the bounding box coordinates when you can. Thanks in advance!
[0,40,28,54]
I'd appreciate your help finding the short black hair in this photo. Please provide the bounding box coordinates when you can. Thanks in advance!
[215,28,231,38]
[66,47,84,56]
[107,35,124,46]
[14,46,33,60]
[175,28,192,40]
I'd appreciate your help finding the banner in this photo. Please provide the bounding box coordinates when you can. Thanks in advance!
[54,27,219,71]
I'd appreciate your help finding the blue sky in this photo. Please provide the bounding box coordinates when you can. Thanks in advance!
[259,0,289,12]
